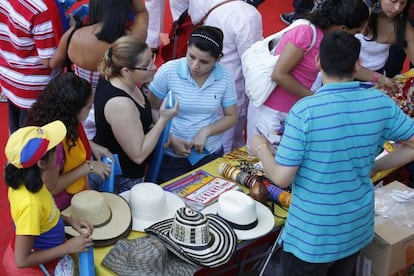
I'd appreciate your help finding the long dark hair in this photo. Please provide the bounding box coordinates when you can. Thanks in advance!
[303,0,369,30]
[26,73,92,152]
[366,0,414,48]
[88,0,131,43]
[5,149,55,193]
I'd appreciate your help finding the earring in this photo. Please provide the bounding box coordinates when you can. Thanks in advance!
[372,1,382,14]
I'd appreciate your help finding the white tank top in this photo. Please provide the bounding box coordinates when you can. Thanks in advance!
[356,33,391,71]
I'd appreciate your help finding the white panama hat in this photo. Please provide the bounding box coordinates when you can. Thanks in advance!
[202,190,275,240]
[119,182,185,232]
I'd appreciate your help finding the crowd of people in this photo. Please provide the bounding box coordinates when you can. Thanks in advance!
[2,0,414,275]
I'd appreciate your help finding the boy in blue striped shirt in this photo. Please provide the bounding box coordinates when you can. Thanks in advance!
[250,31,414,275]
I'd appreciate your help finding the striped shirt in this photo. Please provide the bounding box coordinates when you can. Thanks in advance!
[73,65,100,90]
[0,0,60,109]
[149,58,237,154]
[277,81,414,263]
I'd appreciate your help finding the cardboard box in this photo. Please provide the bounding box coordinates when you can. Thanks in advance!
[360,181,414,276]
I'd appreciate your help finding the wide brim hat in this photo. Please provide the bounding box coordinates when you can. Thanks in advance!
[102,236,200,276]
[145,207,237,268]
[119,182,185,232]
[202,190,274,240]
[62,190,132,247]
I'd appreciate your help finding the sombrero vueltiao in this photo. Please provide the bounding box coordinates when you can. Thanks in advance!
[62,190,132,247]
[145,207,237,268]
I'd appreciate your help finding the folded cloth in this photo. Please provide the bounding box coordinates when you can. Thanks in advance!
[187,149,209,165]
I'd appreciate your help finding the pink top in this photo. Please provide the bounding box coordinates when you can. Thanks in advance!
[264,25,324,113]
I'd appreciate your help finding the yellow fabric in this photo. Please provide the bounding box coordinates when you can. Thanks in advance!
[62,137,87,194]
[93,154,390,275]
[9,184,60,236]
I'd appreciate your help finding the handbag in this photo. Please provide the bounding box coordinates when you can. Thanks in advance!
[160,9,195,62]
[241,19,317,107]
[160,0,235,62]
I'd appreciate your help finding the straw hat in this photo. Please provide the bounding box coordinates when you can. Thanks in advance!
[102,236,200,276]
[119,182,185,232]
[145,207,237,268]
[62,190,132,247]
[203,190,274,240]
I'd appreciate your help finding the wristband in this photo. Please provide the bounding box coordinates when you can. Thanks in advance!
[85,160,94,174]
[372,72,379,84]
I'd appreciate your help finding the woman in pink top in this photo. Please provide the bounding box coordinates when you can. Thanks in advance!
[246,0,370,150]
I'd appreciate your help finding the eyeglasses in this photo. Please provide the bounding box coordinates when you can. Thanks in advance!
[129,53,156,71]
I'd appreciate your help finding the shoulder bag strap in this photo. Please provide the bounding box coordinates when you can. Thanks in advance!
[200,0,236,24]
[270,19,317,54]
[65,20,83,72]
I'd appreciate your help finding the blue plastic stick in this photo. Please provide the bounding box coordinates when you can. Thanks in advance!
[100,154,122,193]
[146,90,175,183]
[79,248,95,276]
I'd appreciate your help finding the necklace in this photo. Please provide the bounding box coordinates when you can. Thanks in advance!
[110,78,146,107]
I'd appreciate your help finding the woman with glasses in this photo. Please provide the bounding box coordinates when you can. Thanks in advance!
[92,36,178,193]
[148,25,238,183]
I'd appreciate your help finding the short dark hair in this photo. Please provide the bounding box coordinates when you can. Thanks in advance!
[319,31,361,78]
[188,25,224,59]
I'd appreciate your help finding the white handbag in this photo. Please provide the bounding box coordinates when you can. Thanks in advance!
[241,19,317,107]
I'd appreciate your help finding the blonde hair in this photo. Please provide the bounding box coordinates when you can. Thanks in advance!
[99,36,148,78]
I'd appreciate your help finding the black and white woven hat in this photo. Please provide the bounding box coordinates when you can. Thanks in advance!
[145,207,237,268]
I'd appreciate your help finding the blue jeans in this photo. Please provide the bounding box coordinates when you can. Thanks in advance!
[88,174,144,194]
[8,101,27,134]
[281,249,359,276]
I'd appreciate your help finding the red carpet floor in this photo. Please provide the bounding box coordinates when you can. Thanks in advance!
[0,0,290,274]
